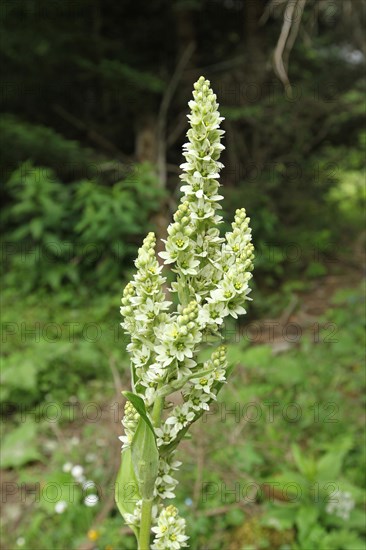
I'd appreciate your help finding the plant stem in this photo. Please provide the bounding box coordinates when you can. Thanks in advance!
[151,395,164,426]
[138,394,164,550]
[138,499,153,550]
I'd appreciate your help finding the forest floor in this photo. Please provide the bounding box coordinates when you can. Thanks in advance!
[2,250,365,550]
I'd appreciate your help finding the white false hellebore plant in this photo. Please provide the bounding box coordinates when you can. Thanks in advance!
[115,76,254,550]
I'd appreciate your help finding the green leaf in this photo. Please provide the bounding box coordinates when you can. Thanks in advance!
[267,471,307,494]
[296,506,319,542]
[1,421,41,468]
[316,450,345,481]
[316,437,353,480]
[122,391,155,436]
[262,504,298,530]
[115,447,140,537]
[131,418,159,501]
[30,218,43,239]
[291,444,316,479]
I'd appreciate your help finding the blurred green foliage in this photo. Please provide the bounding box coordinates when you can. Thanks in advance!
[2,162,164,292]
[1,0,365,548]
[2,286,364,549]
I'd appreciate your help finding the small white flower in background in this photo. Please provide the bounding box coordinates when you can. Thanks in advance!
[62,462,73,473]
[55,500,68,514]
[43,440,57,452]
[70,436,80,446]
[82,480,97,490]
[16,537,25,547]
[326,489,355,520]
[84,494,99,507]
[71,464,84,480]
[85,453,97,463]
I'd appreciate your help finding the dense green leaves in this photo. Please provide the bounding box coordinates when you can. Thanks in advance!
[2,162,164,292]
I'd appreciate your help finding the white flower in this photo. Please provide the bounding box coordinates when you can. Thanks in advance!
[82,480,97,491]
[152,505,189,550]
[210,279,236,303]
[166,403,195,436]
[227,300,247,319]
[130,344,151,367]
[16,538,26,547]
[187,391,211,411]
[154,453,183,500]
[198,301,227,328]
[118,433,132,447]
[55,500,68,514]
[176,253,200,275]
[124,500,142,527]
[190,375,214,395]
[84,494,99,507]
[155,424,175,447]
[85,453,96,462]
[144,386,159,407]
[62,462,73,473]
[155,478,177,500]
[71,465,84,480]
[155,302,202,366]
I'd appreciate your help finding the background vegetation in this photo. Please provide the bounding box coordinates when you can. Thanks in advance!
[1,1,365,549]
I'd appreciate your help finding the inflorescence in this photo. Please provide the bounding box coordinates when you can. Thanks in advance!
[118,76,254,549]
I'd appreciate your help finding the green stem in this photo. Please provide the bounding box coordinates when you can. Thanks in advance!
[138,499,153,550]
[138,394,164,550]
[151,395,164,426]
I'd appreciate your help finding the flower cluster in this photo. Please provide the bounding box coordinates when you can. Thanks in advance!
[118,401,139,449]
[159,202,198,276]
[161,76,226,302]
[117,76,254,549]
[120,232,171,396]
[326,490,355,520]
[188,345,227,400]
[154,454,182,500]
[58,462,99,512]
[152,505,189,550]
[155,346,227,455]
[206,208,254,322]
[155,301,201,368]
[156,403,194,447]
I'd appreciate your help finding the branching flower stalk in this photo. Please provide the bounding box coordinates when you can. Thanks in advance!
[115,76,254,550]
